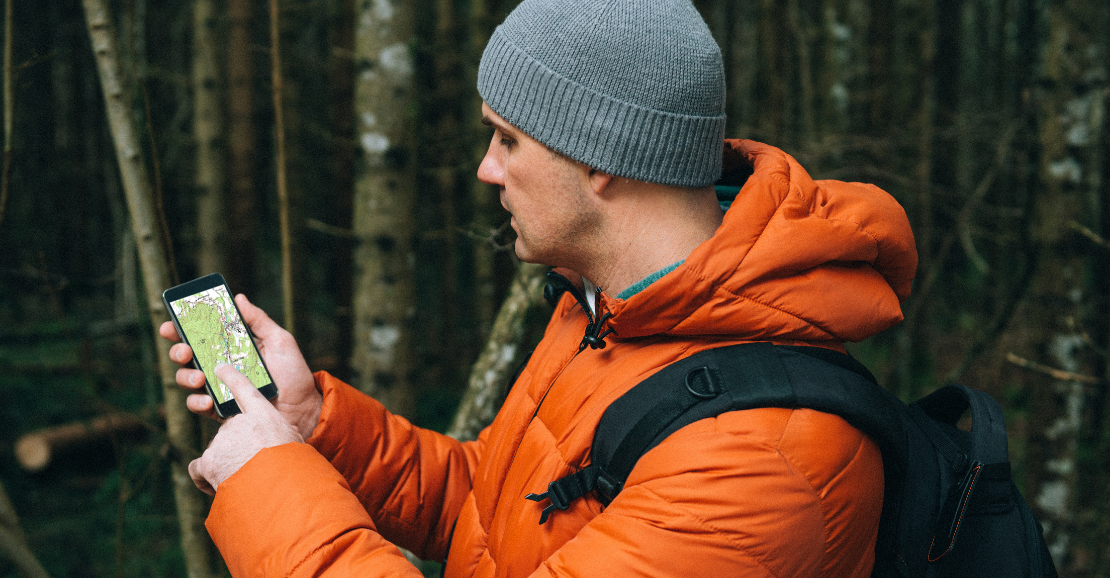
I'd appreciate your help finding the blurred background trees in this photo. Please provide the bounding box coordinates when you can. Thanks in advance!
[0,0,1107,576]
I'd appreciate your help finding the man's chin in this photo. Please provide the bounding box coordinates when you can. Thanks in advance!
[513,239,532,262]
[512,241,552,267]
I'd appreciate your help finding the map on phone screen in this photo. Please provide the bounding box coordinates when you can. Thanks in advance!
[168,286,272,403]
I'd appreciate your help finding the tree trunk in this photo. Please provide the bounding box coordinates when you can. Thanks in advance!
[269,0,296,337]
[0,0,13,239]
[891,0,936,398]
[1019,1,1106,571]
[432,0,462,382]
[192,0,226,277]
[728,0,758,137]
[80,3,213,577]
[756,0,787,139]
[15,413,147,472]
[225,0,257,296]
[787,0,816,140]
[350,0,417,416]
[327,0,355,381]
[468,0,498,335]
[818,0,852,138]
[0,481,51,578]
[448,262,547,441]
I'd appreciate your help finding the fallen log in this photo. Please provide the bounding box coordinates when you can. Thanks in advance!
[15,413,146,472]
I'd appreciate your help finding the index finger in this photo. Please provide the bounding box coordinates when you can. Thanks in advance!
[214,362,273,415]
[159,320,182,342]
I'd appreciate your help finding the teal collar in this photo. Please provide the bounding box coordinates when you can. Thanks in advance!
[616,261,682,300]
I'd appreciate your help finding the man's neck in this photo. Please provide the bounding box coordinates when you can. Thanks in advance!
[579,181,722,297]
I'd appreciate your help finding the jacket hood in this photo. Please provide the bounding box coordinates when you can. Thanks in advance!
[602,139,917,344]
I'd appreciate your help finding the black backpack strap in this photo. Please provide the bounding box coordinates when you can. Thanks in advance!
[526,342,904,524]
[525,347,736,522]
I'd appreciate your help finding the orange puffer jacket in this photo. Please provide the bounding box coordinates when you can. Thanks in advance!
[205,140,917,577]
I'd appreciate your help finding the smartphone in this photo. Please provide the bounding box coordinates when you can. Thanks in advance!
[161,273,277,417]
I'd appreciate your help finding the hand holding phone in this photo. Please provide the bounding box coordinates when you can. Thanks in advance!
[163,273,278,417]
[159,280,323,437]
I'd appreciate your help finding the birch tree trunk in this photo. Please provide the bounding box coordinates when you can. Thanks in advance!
[80,3,213,577]
[351,0,417,415]
[818,0,852,139]
[192,0,226,276]
[1020,2,1106,571]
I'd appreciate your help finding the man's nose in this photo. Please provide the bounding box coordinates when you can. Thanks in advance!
[477,135,503,186]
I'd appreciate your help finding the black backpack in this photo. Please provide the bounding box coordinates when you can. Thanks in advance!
[525,342,1058,577]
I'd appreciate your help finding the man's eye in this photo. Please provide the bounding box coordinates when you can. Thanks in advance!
[500,137,514,149]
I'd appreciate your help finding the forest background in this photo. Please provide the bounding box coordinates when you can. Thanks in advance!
[0,0,1107,576]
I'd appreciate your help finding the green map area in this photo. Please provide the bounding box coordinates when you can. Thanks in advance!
[170,286,272,404]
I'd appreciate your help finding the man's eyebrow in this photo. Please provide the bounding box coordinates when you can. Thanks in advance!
[481,115,512,134]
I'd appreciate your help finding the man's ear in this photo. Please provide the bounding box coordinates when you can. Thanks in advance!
[587,168,613,196]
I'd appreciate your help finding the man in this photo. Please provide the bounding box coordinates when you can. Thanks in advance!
[161,0,918,575]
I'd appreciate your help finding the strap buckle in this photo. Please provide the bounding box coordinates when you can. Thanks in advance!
[525,464,604,524]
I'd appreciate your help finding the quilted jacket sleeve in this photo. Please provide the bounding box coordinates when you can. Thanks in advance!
[207,443,426,578]
[305,372,483,560]
[205,371,483,577]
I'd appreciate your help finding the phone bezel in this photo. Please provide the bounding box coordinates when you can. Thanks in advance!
[161,273,278,418]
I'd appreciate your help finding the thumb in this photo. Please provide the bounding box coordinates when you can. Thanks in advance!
[235,294,283,341]
[215,362,270,414]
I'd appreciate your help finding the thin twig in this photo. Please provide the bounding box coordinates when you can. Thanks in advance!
[304,217,357,239]
[1006,352,1101,384]
[1069,220,1110,252]
[457,225,517,252]
[955,123,1018,273]
[905,123,1018,327]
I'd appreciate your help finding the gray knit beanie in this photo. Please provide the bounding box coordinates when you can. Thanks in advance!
[478,0,725,187]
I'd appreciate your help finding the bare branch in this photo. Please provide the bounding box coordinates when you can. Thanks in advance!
[1069,220,1110,251]
[905,123,1018,328]
[305,218,357,239]
[1006,352,1101,384]
[955,123,1018,274]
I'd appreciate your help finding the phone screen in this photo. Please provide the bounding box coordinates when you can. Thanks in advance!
[163,274,276,416]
